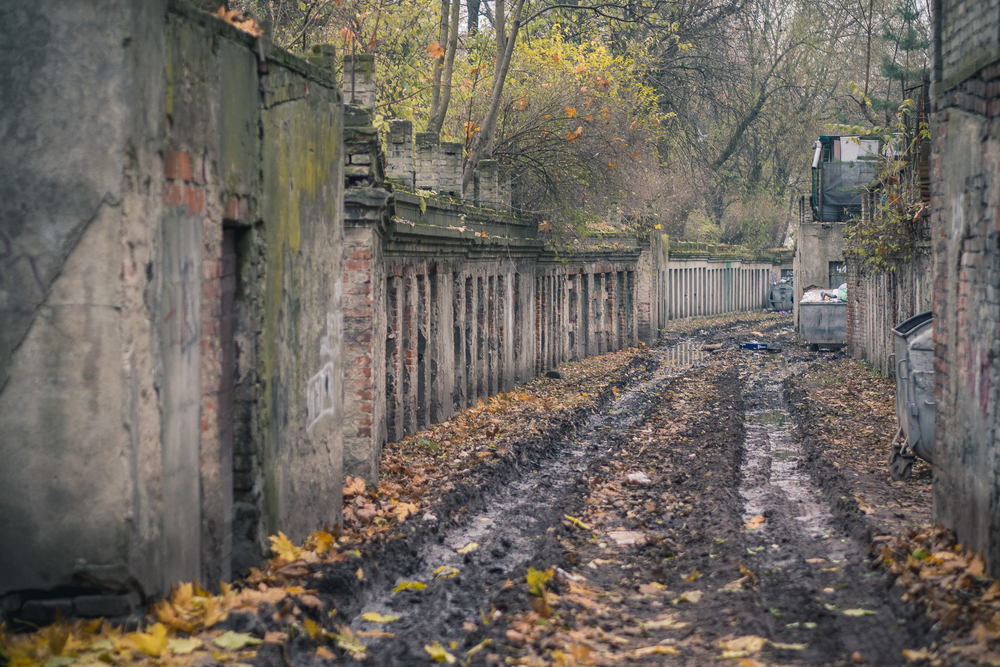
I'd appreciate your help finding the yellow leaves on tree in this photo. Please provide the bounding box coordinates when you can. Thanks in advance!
[564,106,577,118]
[464,120,480,142]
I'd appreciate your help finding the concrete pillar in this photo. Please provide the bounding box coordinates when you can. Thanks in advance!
[386,120,414,189]
[403,267,417,434]
[415,132,439,191]
[452,271,467,411]
[342,53,376,109]
[475,160,500,207]
[438,142,464,199]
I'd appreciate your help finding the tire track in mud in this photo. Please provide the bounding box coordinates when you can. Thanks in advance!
[736,349,930,664]
[346,342,710,664]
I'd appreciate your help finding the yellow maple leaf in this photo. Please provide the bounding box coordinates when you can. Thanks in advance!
[269,532,300,562]
[566,126,583,143]
[130,623,169,657]
[564,106,577,118]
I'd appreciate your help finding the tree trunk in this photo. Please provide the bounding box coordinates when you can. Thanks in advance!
[426,0,462,135]
[468,0,481,33]
[427,0,451,125]
[462,0,524,191]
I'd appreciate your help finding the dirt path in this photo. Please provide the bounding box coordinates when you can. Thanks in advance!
[259,315,934,666]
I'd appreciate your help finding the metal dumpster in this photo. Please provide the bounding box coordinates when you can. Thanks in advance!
[888,311,935,480]
[768,283,793,311]
[799,301,847,348]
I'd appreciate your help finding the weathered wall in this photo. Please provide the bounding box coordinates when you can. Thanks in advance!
[930,1,1000,573]
[846,246,934,376]
[0,1,345,613]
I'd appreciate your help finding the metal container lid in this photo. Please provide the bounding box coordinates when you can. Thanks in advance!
[893,311,932,338]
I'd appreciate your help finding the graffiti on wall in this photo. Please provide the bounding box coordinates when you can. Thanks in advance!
[307,311,340,432]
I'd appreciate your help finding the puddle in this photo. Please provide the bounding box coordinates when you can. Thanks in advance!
[738,354,849,563]
[349,340,708,642]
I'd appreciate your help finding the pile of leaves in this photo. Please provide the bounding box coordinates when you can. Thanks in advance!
[876,525,1000,665]
[1,581,310,667]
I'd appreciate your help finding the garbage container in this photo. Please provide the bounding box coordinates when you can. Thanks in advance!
[888,311,934,480]
[799,301,848,348]
[768,283,793,311]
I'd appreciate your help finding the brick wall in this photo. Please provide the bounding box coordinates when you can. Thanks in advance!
[930,0,1000,573]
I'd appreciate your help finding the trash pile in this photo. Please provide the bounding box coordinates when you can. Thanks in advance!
[801,283,847,303]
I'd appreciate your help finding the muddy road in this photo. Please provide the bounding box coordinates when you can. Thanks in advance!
[258,315,933,666]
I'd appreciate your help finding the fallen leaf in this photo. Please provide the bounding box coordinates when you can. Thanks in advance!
[527,567,552,597]
[356,567,365,580]
[167,637,202,655]
[720,636,767,654]
[264,632,287,644]
[130,624,169,657]
[842,608,877,617]
[772,641,808,650]
[269,532,300,562]
[357,629,395,638]
[639,582,664,595]
[684,569,703,582]
[425,640,457,663]
[214,631,263,651]
[457,542,479,555]
[564,515,591,530]
[902,647,934,663]
[336,626,367,659]
[643,614,687,630]
[343,476,365,497]
[433,565,460,579]
[392,580,427,593]
[745,515,766,530]
[739,563,757,586]
[632,645,679,656]
[316,646,336,659]
[806,558,828,564]
[674,590,702,604]
[361,612,401,624]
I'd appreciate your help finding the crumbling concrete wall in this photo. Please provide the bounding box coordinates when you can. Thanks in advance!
[929,0,1000,571]
[0,0,344,614]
